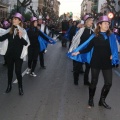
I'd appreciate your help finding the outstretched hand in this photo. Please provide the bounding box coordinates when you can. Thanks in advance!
[72,52,80,56]
[49,40,53,43]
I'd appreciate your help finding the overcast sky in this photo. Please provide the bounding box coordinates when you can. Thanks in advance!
[58,0,83,18]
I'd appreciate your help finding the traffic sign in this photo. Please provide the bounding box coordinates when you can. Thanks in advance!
[108,12,114,19]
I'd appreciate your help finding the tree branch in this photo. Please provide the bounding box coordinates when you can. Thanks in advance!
[18,0,32,7]
[28,6,38,17]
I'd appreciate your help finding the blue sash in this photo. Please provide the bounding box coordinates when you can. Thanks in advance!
[38,30,56,51]
[38,36,48,51]
[115,34,120,44]
[39,30,56,44]
[109,33,119,65]
[67,34,95,63]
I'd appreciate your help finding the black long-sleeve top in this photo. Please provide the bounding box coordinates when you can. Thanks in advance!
[80,34,112,69]
[0,32,28,59]
[27,27,49,48]
[80,28,93,45]
[69,26,77,41]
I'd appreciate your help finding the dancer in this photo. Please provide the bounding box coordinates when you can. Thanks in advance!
[26,17,51,76]
[70,16,119,109]
[0,13,30,95]
[68,15,94,85]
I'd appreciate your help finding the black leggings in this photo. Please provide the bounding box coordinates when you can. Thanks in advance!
[28,47,39,72]
[39,51,44,67]
[90,68,112,90]
[7,57,23,87]
[73,60,90,81]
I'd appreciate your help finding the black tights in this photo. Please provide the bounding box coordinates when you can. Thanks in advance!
[39,51,44,67]
[7,57,23,87]
[73,60,90,82]
[90,68,112,90]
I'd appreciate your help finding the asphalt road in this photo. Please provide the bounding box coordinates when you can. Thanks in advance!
[0,41,120,120]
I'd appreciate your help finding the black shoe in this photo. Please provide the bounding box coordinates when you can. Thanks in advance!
[41,66,46,69]
[99,86,111,109]
[88,88,96,107]
[6,85,12,93]
[19,88,24,95]
[84,81,90,86]
[73,72,79,86]
[3,63,7,66]
[99,99,111,109]
[74,80,78,85]
[88,98,94,107]
[79,71,85,74]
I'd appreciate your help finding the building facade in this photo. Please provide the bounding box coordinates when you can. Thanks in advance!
[0,0,8,19]
[38,0,60,17]
[91,0,98,13]
[81,0,92,18]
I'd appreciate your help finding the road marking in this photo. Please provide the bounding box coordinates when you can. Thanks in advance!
[13,68,28,84]
[114,69,120,77]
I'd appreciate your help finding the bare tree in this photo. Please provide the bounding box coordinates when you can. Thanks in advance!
[18,0,32,7]
[28,6,38,17]
[18,0,38,17]
[106,0,117,13]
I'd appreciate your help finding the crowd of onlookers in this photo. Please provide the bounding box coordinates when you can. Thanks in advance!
[0,17,62,37]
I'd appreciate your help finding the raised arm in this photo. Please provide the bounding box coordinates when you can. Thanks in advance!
[0,33,9,42]
[39,30,49,42]
[72,38,94,56]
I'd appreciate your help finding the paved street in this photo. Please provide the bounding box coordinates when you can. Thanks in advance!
[0,41,120,120]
